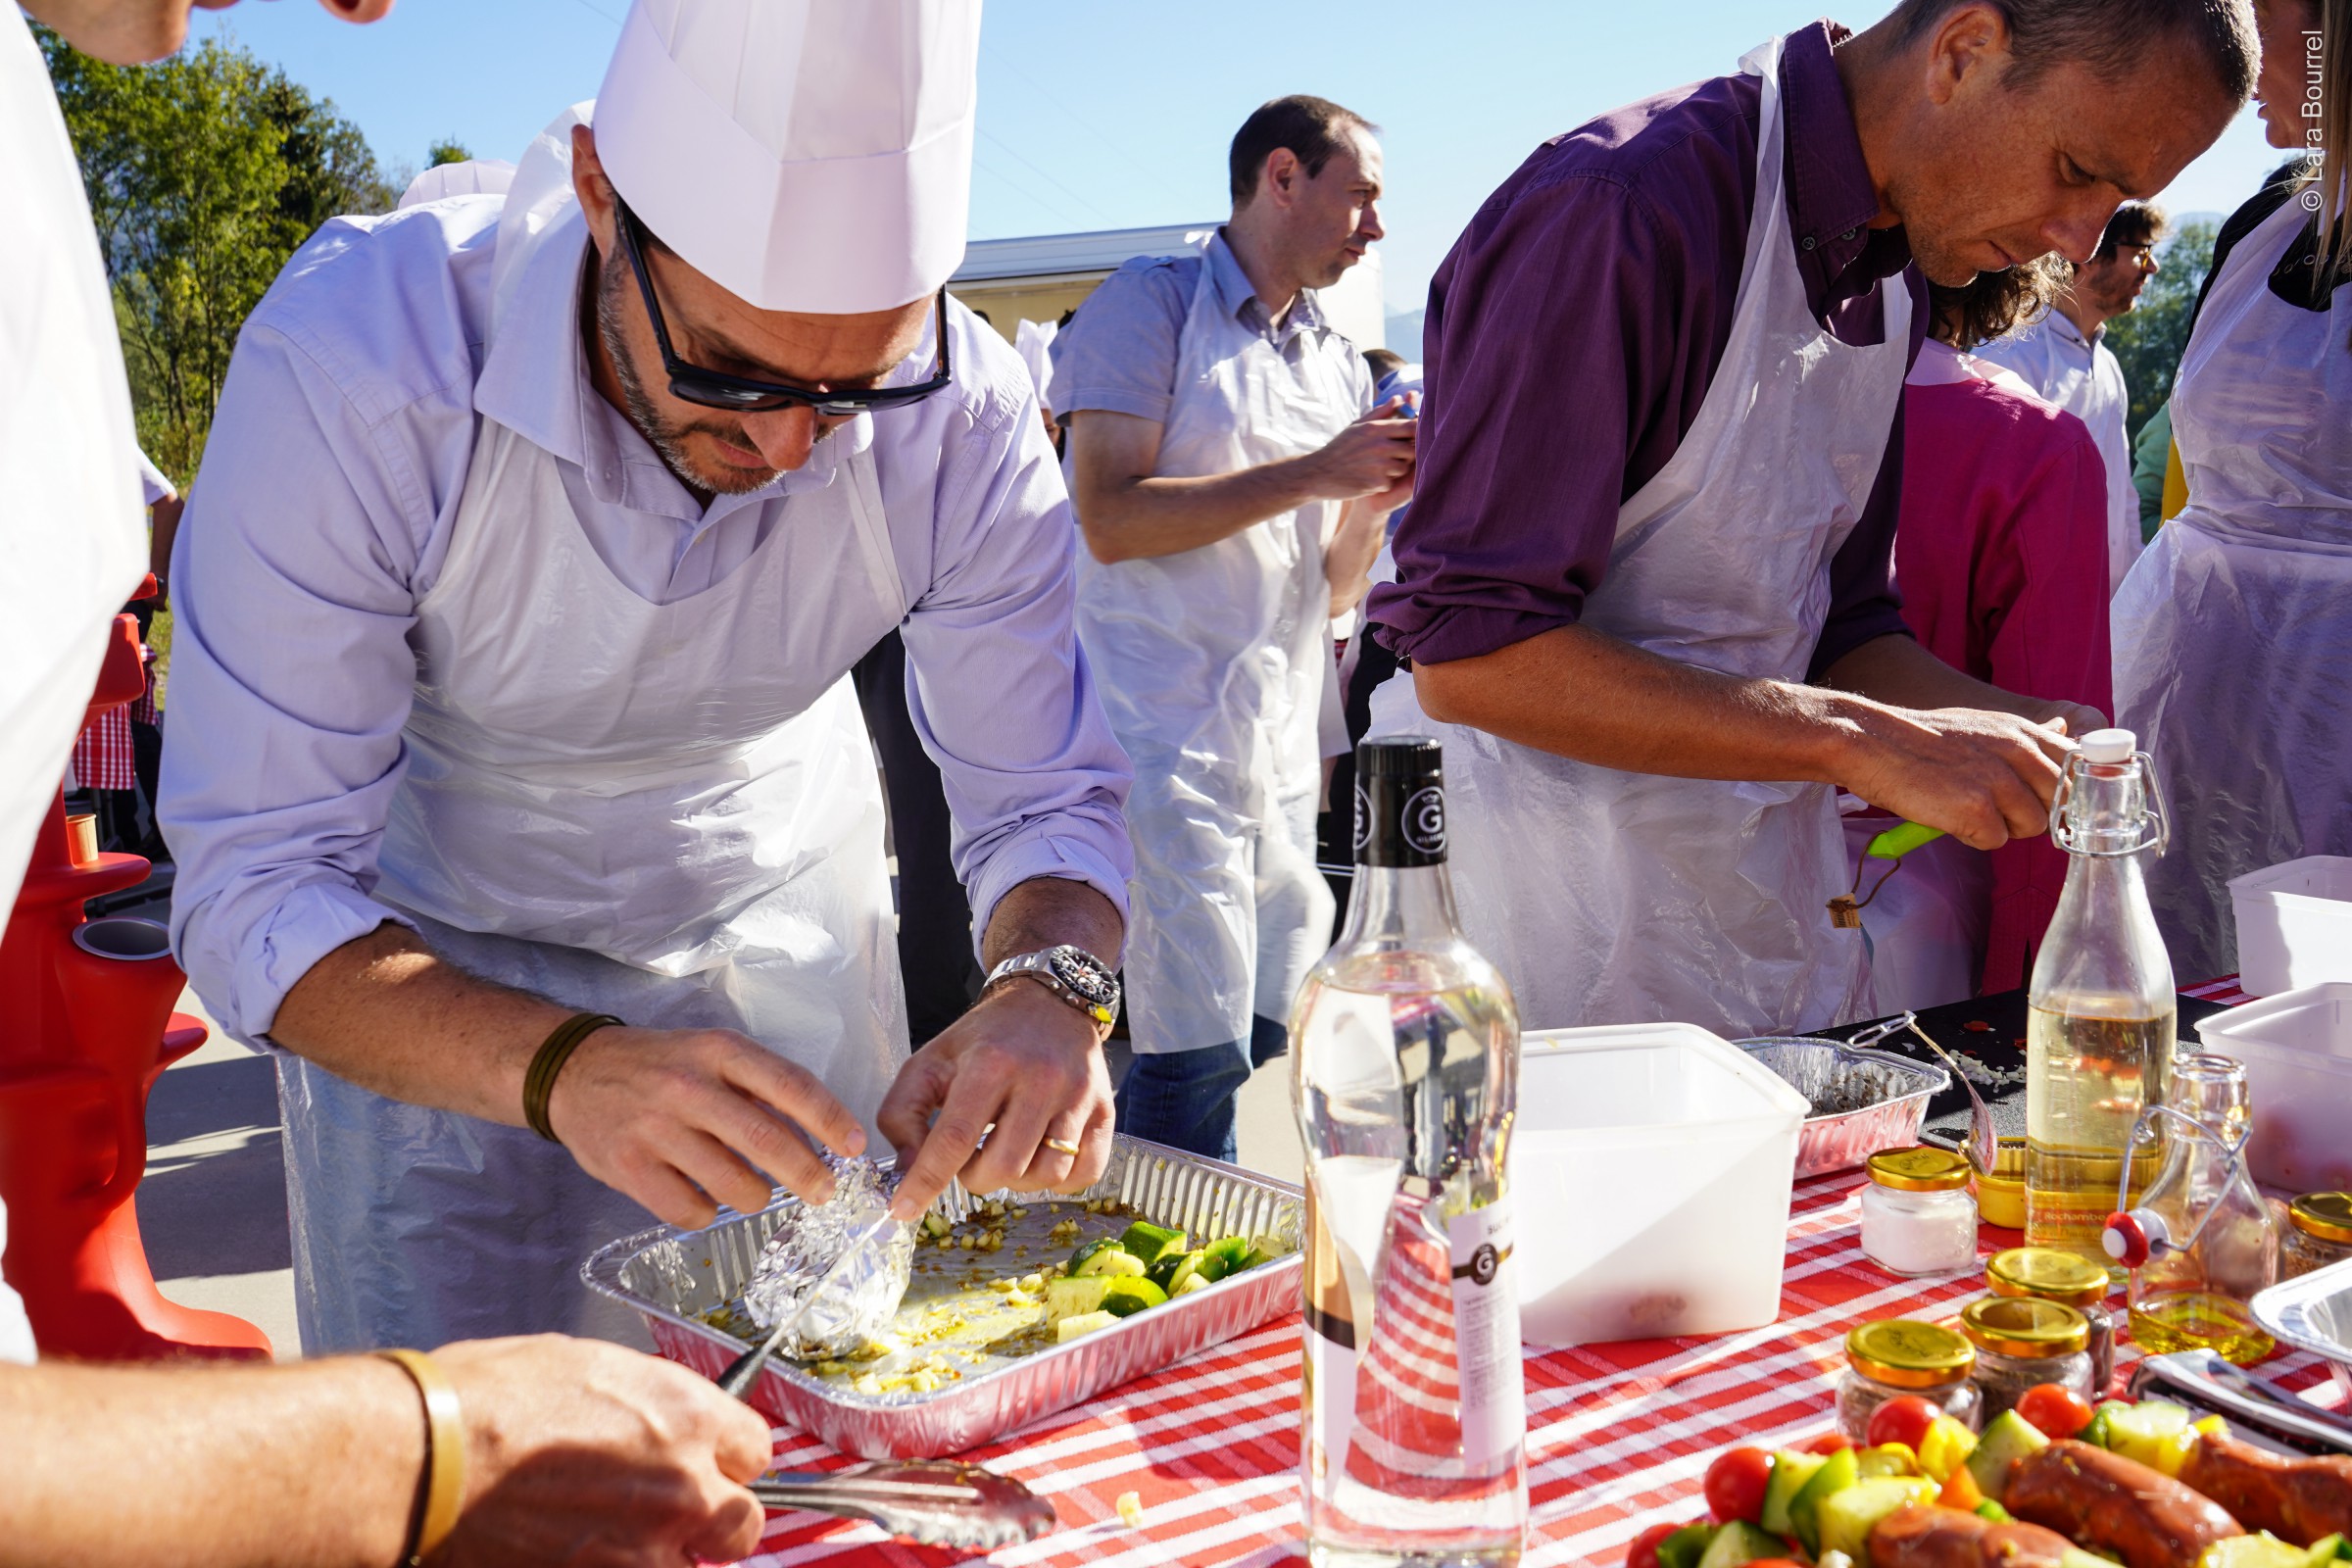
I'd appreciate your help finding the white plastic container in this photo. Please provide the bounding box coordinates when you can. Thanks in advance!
[2195,982,2352,1192]
[2230,856,2352,997]
[1510,1022,1806,1348]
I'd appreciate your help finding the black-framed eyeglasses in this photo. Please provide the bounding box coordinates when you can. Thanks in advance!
[613,194,952,417]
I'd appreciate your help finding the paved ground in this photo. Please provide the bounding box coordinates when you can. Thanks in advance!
[142,992,1304,1363]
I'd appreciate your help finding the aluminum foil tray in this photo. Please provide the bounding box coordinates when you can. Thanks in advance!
[582,1136,1303,1459]
[1737,1036,1950,1178]
[2255,1256,2352,1402]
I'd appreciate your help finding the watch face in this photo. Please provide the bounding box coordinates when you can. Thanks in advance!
[1047,946,1116,1005]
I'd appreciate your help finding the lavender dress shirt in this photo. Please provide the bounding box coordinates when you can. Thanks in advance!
[1369,21,1925,675]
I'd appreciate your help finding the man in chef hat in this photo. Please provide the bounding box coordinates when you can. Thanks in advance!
[160,0,1137,1353]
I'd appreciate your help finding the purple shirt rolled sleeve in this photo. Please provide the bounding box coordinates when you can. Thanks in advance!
[1370,21,1924,680]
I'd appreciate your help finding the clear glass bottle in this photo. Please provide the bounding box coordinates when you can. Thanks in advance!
[2283,1193,2352,1278]
[1861,1148,1980,1277]
[1986,1247,2118,1397]
[2110,1054,2278,1364]
[1837,1320,1982,1441]
[1293,737,1526,1568]
[1960,1296,2094,1422]
[2027,730,2176,1277]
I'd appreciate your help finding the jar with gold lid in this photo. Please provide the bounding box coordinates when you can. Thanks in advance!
[2283,1193,2352,1278]
[1862,1147,1980,1278]
[1987,1247,2117,1396]
[1836,1318,1983,1441]
[1960,1296,2092,1422]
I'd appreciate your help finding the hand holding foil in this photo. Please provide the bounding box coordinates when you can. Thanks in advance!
[742,1157,915,1359]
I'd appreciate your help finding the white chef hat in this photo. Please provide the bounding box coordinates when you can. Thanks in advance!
[397,158,517,210]
[594,0,980,316]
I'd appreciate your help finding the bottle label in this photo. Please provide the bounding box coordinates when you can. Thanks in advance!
[1354,768,1446,869]
[1448,1198,1525,1470]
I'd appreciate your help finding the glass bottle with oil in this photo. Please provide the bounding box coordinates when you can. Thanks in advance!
[2106,1054,2278,1363]
[2025,729,2175,1275]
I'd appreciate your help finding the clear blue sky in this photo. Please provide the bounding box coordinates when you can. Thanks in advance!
[189,0,2288,319]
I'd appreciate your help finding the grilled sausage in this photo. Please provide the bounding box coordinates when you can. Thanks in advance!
[2180,1433,2352,1547]
[1867,1502,2080,1568]
[2005,1440,2242,1568]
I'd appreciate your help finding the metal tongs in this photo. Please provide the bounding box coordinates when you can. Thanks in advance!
[1846,1009,1997,1175]
[722,1186,1056,1551]
[752,1459,1058,1549]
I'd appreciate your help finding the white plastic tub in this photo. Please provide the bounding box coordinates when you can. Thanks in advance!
[2230,856,2352,998]
[1510,1022,1806,1348]
[2195,982,2352,1192]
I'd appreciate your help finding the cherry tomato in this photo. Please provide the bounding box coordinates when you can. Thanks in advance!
[2015,1383,2096,1441]
[1626,1520,1681,1568]
[1703,1446,1774,1523]
[1865,1395,1944,1452]
[1795,1430,1855,1454]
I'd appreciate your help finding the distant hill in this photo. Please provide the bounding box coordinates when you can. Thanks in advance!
[1384,308,1424,360]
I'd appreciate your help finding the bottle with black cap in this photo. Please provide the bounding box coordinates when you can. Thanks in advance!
[1290,735,1526,1565]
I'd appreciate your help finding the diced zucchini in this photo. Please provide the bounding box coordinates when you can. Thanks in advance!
[2078,1399,2131,1451]
[1977,1500,2014,1524]
[1917,1414,1980,1484]
[1054,1309,1116,1343]
[1964,1410,2051,1504]
[919,1212,950,1238]
[1789,1446,1860,1555]
[1149,1248,1208,1293]
[1655,1524,1719,1568]
[1117,1221,1188,1268]
[2308,1534,2352,1562]
[2105,1400,2196,1476]
[1760,1449,1828,1536]
[1694,1519,1787,1568]
[1099,1277,1168,1317]
[1043,1276,1109,1323]
[1815,1476,1938,1565]
[1856,1442,1920,1479]
[1240,1235,1291,1269]
[1202,1235,1252,1274]
[1173,1273,1211,1297]
[1069,1241,1147,1278]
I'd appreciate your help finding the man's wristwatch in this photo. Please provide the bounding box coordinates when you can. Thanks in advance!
[983,945,1119,1033]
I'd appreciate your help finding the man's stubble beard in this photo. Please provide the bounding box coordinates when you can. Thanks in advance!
[593,247,832,498]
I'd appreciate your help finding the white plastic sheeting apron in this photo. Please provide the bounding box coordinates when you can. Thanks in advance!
[1076,248,1355,1054]
[281,127,908,1353]
[2114,193,2352,981]
[1370,38,1905,1037]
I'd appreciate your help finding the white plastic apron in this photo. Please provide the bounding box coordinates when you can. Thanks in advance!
[1370,38,1907,1038]
[2114,193,2352,981]
[281,130,909,1353]
[1075,243,1357,1054]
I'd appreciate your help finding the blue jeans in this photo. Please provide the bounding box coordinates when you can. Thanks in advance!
[1114,1015,1289,1164]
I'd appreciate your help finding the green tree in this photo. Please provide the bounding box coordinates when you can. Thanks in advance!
[2106,220,2217,446]
[36,25,395,481]
[426,137,471,168]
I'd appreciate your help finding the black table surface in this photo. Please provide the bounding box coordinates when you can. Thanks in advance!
[1807,989,2230,1147]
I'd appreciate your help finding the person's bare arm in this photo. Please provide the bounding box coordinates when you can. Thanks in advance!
[0,1336,769,1568]
[878,875,1125,1219]
[147,492,183,604]
[1412,625,2077,851]
[1820,631,2107,735]
[1069,400,1415,564]
[271,924,866,1230]
[1325,479,1408,617]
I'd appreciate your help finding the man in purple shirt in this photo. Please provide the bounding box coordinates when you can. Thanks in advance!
[1366,3,2251,1034]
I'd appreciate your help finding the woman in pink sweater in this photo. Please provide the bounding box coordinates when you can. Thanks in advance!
[1853,264,2115,1007]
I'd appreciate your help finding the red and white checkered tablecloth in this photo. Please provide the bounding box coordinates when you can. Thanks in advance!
[740,1164,2346,1568]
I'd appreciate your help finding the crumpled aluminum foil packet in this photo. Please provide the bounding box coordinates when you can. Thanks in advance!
[741,1156,915,1360]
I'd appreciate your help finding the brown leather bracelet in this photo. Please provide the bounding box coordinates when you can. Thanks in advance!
[522,1011,623,1143]
[377,1348,466,1565]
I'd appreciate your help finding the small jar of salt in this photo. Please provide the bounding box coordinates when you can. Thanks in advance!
[1861,1146,1979,1277]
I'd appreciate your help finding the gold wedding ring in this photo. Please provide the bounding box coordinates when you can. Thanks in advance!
[1044,1138,1083,1157]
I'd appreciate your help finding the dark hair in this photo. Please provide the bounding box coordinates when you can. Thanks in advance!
[1229,95,1378,204]
[1930,253,2069,349]
[2093,200,2167,261]
[1363,347,1406,380]
[1890,0,2256,100]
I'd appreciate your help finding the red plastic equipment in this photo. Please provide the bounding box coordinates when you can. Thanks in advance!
[0,604,272,1359]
